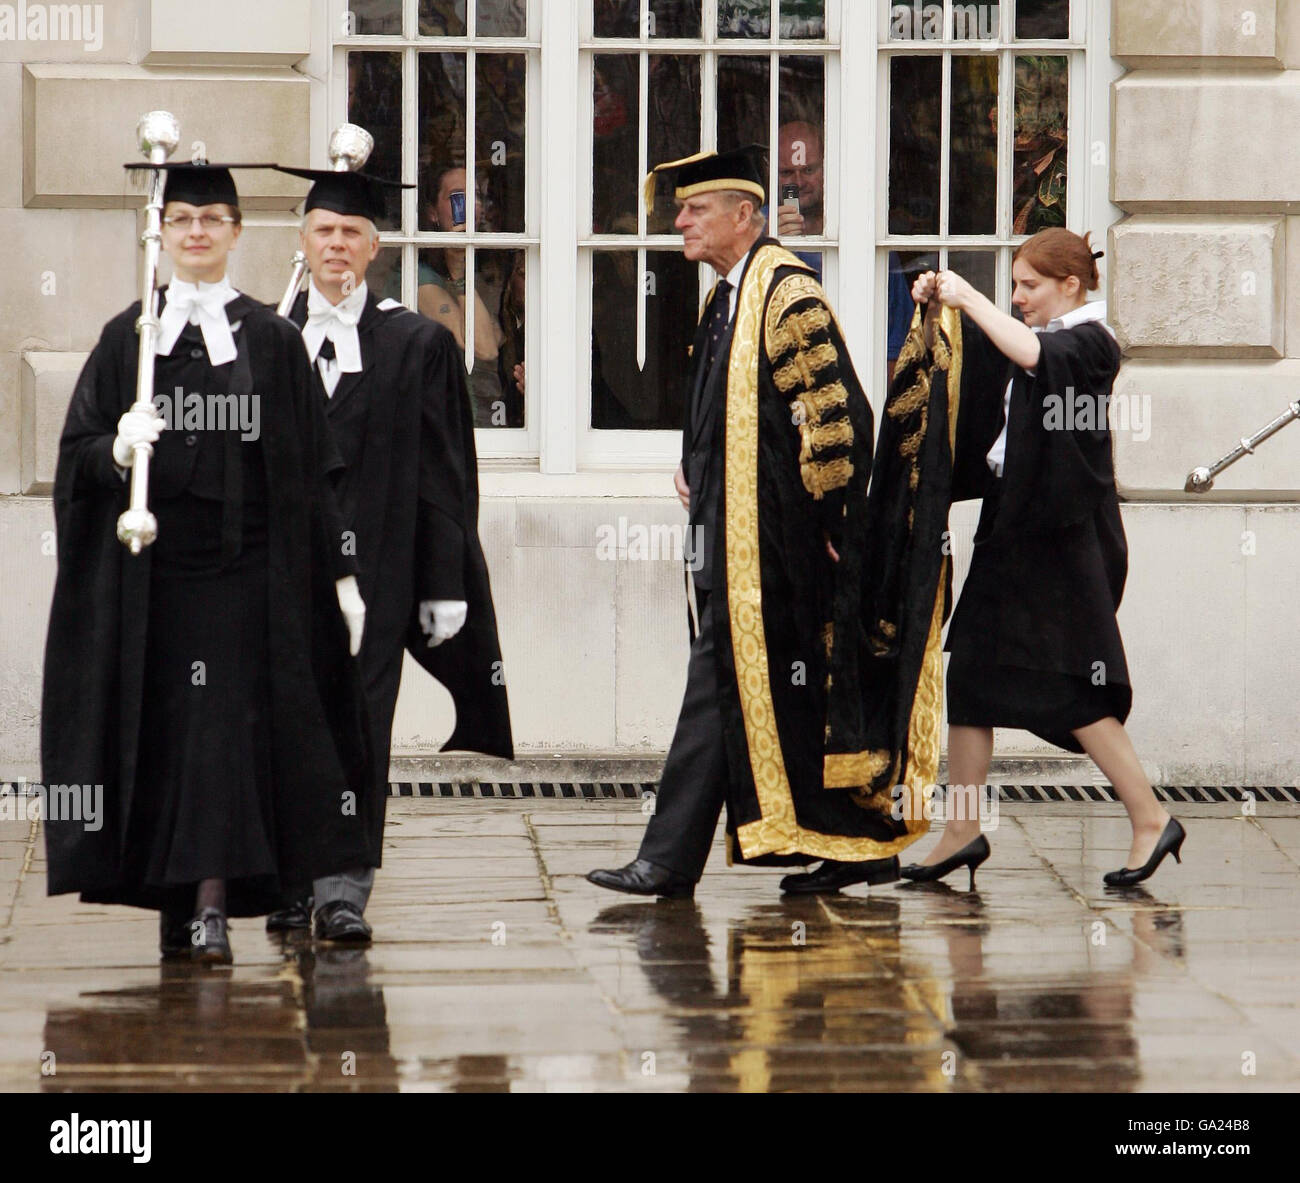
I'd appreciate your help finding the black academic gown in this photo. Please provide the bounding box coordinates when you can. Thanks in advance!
[685,240,927,866]
[289,289,513,866]
[944,311,1130,750]
[41,292,373,915]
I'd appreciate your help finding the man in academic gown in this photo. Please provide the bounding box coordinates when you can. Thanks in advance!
[42,164,373,964]
[268,164,513,942]
[588,149,936,900]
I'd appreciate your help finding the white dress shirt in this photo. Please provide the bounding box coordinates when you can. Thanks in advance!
[304,278,368,398]
[986,300,1116,478]
[158,277,240,365]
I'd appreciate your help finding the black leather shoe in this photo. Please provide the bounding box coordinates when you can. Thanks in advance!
[266,896,313,933]
[780,856,900,895]
[901,834,991,891]
[191,907,233,965]
[587,859,695,899]
[159,911,192,960]
[1104,818,1186,888]
[314,900,373,944]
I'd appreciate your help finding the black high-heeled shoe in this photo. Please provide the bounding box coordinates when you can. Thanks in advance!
[1103,818,1185,888]
[900,834,990,890]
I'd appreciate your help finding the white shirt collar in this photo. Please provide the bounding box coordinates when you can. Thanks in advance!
[303,278,368,374]
[1042,300,1114,338]
[158,277,240,364]
[721,249,754,320]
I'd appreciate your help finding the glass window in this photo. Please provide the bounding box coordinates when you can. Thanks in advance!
[341,2,536,437]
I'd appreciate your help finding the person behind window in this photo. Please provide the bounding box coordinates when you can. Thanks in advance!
[418,165,506,428]
[496,248,526,426]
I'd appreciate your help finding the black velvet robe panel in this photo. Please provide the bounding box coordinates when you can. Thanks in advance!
[289,291,513,785]
[42,295,373,910]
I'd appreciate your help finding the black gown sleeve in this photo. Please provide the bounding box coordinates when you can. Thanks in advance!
[58,317,136,503]
[415,325,469,603]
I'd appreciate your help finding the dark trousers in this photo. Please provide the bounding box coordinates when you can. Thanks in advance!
[314,641,404,913]
[637,589,730,881]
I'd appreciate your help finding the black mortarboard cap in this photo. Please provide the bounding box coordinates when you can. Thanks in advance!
[644,145,768,215]
[275,166,415,223]
[123,162,279,208]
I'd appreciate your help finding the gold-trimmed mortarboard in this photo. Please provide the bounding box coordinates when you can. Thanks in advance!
[643,146,767,216]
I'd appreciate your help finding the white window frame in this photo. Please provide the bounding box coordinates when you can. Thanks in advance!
[325,0,543,463]
[872,0,1120,402]
[316,0,1117,476]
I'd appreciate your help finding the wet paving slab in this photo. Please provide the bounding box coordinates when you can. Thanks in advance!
[1,801,1298,1093]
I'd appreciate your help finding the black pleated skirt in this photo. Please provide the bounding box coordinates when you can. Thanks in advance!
[946,482,1118,754]
[110,494,280,916]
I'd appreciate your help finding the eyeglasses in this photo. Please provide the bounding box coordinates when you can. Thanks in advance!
[162,214,237,230]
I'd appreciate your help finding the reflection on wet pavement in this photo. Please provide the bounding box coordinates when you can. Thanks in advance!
[1,801,1297,1092]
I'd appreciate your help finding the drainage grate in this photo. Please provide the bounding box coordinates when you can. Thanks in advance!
[385,782,1300,803]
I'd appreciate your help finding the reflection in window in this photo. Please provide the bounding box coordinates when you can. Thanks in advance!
[347,53,404,231]
[1014,56,1067,234]
[719,0,770,38]
[1016,0,1070,40]
[350,0,401,36]
[593,55,640,233]
[648,56,703,234]
[949,55,998,235]
[781,0,825,39]
[592,250,696,430]
[888,56,941,235]
[948,250,997,303]
[717,56,769,153]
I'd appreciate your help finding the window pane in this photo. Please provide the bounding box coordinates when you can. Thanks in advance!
[949,55,998,235]
[348,52,404,231]
[417,248,524,428]
[777,56,825,237]
[717,56,769,155]
[888,1,939,40]
[888,55,941,235]
[1013,55,1067,234]
[419,0,467,37]
[478,54,528,232]
[781,0,825,39]
[948,249,997,303]
[351,0,402,35]
[593,0,637,37]
[719,0,771,39]
[369,245,406,306]
[651,0,703,38]
[419,51,468,212]
[592,250,696,430]
[593,55,640,234]
[884,250,918,365]
[953,1,1000,40]
[1016,0,1070,39]
[478,0,527,37]
[647,55,702,235]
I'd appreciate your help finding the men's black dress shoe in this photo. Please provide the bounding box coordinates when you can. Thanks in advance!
[780,856,900,895]
[266,896,313,933]
[159,911,192,960]
[1104,818,1186,888]
[191,907,233,965]
[314,900,373,944]
[587,859,695,899]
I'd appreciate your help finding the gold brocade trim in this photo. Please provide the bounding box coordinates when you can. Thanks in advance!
[773,343,839,394]
[727,244,925,863]
[793,381,850,427]
[808,419,854,452]
[766,305,832,360]
[824,749,893,788]
[801,455,854,500]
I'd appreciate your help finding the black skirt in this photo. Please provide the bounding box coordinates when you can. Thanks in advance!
[96,493,281,916]
[946,482,1121,754]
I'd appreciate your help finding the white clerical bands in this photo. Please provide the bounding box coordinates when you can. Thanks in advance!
[157,279,239,366]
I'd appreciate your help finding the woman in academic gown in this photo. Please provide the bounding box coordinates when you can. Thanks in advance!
[41,164,373,964]
[898,228,1184,889]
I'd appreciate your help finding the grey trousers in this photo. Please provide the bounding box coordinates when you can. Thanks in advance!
[314,867,375,911]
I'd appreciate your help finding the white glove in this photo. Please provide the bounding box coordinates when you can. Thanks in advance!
[419,600,467,648]
[112,408,165,469]
[336,576,366,657]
